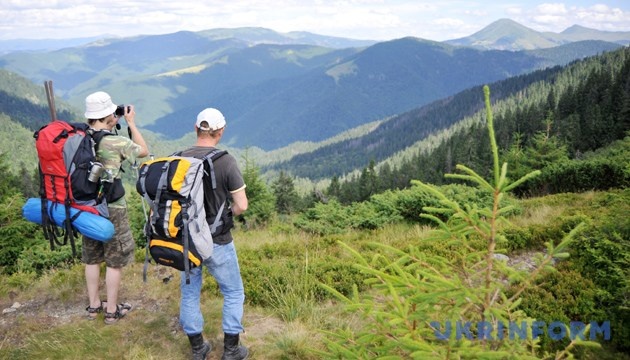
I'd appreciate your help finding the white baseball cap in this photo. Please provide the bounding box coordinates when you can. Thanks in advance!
[84,91,117,119]
[196,108,226,131]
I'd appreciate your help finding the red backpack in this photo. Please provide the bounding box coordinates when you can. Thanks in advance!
[35,120,112,254]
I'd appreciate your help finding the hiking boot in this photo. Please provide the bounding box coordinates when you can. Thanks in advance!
[222,333,249,360]
[188,333,211,360]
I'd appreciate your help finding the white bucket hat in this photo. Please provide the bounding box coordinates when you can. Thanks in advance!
[84,91,117,119]
[196,108,226,131]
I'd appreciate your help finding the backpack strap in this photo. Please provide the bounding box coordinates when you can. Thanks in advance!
[151,161,173,229]
[139,164,152,284]
[210,201,226,235]
[170,148,226,192]
[200,150,228,235]
[181,200,192,284]
[201,149,226,190]
[90,129,127,203]
[89,129,114,152]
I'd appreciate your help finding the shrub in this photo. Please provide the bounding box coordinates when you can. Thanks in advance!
[310,256,367,300]
[396,182,521,224]
[125,187,149,248]
[515,264,608,355]
[502,227,532,251]
[0,194,44,274]
[394,184,443,224]
[294,200,350,235]
[348,201,392,230]
[526,158,629,195]
[570,228,630,352]
[16,242,78,274]
[503,214,592,251]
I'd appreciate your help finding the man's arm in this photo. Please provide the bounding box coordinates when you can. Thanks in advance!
[230,188,248,216]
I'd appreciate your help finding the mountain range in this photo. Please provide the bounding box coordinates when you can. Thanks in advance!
[0,19,628,152]
[446,18,630,50]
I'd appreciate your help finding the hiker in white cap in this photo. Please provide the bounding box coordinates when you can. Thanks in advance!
[82,91,149,325]
[177,107,249,360]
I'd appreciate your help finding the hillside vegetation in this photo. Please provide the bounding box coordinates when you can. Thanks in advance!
[1,79,629,359]
[0,36,629,360]
[1,189,628,359]
[309,47,630,202]
[2,47,629,192]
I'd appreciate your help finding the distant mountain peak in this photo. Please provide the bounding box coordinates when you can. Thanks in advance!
[468,18,540,39]
[561,24,591,34]
[487,18,530,29]
[446,18,630,51]
[446,18,552,50]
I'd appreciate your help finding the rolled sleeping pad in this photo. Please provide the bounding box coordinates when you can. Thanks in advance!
[22,197,115,242]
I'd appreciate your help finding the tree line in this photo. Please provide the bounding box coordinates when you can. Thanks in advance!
[324,47,630,204]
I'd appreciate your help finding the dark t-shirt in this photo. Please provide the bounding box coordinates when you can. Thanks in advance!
[178,146,245,244]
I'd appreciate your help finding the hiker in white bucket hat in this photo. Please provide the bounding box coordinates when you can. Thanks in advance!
[82,90,149,325]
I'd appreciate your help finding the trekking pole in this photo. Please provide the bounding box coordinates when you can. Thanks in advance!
[133,153,155,283]
[134,156,153,224]
[44,80,56,122]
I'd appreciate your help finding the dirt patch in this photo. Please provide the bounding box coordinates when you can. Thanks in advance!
[1,289,287,359]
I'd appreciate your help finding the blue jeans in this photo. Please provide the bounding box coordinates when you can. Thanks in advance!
[179,241,245,335]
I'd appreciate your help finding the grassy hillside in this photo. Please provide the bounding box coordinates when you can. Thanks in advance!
[0,187,628,359]
[0,80,628,358]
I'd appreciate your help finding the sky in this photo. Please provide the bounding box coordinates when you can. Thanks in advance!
[1,1,629,42]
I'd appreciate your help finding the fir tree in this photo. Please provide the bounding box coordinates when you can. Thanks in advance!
[271,171,300,214]
[241,151,275,227]
[317,86,594,359]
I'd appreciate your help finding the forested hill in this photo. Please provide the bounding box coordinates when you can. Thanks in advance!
[324,47,630,204]
[264,65,564,179]
[267,47,630,186]
[0,70,79,130]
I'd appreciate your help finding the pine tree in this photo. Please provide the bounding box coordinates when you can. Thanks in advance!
[241,151,275,226]
[271,171,300,214]
[317,86,594,359]
[18,162,38,198]
[326,175,341,200]
[524,116,569,169]
[357,160,378,202]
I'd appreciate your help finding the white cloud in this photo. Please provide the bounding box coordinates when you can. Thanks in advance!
[433,18,465,27]
[536,3,568,15]
[0,1,629,41]
[506,7,523,16]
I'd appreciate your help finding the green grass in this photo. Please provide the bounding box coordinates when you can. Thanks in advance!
[1,189,629,359]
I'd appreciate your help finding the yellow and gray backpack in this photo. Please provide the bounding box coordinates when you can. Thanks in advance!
[135,149,226,282]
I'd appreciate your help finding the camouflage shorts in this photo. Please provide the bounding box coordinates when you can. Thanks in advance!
[82,207,135,268]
